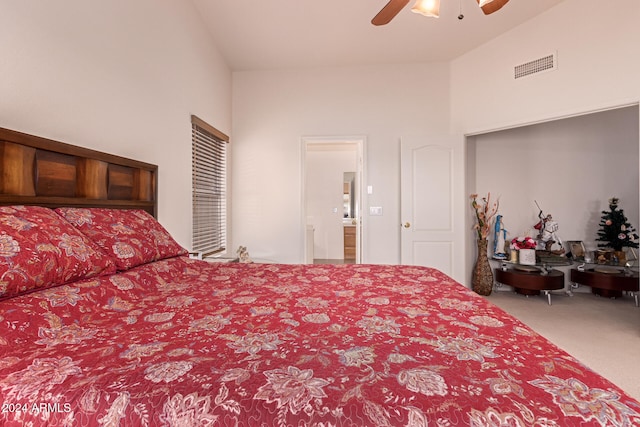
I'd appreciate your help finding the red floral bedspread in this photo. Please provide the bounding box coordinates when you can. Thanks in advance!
[1,259,638,426]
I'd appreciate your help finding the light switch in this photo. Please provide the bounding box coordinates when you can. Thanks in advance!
[367,185,373,195]
[369,206,383,216]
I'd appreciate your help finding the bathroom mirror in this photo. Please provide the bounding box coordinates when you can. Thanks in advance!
[343,172,355,218]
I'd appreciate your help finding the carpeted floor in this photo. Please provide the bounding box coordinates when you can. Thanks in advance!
[486,290,640,401]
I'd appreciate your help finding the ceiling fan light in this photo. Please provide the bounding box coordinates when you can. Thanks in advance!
[478,0,496,6]
[411,0,440,18]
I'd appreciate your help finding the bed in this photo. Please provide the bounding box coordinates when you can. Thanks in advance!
[1,127,639,426]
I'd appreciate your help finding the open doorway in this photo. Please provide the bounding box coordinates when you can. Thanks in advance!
[302,137,365,264]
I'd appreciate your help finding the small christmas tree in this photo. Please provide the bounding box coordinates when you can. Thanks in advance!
[595,197,639,251]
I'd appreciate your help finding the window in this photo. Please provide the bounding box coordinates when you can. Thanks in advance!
[191,115,229,256]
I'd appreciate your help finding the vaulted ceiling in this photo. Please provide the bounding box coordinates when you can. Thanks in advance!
[192,0,567,71]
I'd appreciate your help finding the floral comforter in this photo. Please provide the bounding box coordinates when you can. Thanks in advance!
[1,258,638,426]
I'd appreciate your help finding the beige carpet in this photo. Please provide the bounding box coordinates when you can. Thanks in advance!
[486,290,640,401]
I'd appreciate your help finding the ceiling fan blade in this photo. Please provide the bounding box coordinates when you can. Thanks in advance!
[478,0,510,15]
[372,0,411,26]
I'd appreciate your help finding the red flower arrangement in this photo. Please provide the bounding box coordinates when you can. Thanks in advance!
[510,236,537,250]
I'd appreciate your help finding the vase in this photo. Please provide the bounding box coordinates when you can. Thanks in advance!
[472,239,493,296]
[519,248,536,265]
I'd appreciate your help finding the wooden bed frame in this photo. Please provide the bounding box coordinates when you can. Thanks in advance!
[0,127,157,217]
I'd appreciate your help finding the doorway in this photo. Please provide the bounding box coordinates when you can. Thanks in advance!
[302,137,365,264]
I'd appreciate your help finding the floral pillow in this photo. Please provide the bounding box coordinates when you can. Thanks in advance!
[0,206,117,300]
[55,208,187,271]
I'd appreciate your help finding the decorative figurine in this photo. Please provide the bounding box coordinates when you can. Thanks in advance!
[236,246,253,263]
[534,201,563,253]
[493,214,508,259]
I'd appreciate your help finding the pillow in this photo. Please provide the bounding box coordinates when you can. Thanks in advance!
[55,208,187,271]
[0,205,117,300]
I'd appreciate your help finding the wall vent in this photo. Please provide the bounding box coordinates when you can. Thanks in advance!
[514,53,557,79]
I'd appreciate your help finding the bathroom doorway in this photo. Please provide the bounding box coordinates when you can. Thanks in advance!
[302,136,365,264]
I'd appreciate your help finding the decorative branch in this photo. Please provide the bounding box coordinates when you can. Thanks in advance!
[470,193,499,240]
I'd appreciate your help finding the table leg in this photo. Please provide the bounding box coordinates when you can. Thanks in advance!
[622,291,639,307]
[544,290,552,305]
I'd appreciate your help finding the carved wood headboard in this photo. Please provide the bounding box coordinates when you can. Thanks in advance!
[0,127,158,217]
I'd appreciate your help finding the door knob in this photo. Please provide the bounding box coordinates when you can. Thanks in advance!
[403,222,411,228]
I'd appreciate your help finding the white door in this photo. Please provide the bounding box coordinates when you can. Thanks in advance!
[400,135,461,279]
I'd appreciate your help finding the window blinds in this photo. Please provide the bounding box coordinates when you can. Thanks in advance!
[191,116,228,255]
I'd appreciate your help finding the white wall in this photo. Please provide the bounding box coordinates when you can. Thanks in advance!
[451,0,640,134]
[472,106,639,257]
[452,0,640,284]
[306,146,358,260]
[231,0,640,275]
[231,63,450,263]
[0,0,232,249]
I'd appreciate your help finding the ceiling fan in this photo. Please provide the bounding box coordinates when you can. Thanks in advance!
[372,0,510,25]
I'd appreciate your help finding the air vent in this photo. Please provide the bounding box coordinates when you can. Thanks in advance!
[514,53,557,79]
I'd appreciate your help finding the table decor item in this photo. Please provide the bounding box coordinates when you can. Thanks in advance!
[596,197,639,265]
[518,248,536,265]
[492,214,508,259]
[510,236,537,265]
[566,240,587,261]
[514,264,539,273]
[594,266,621,274]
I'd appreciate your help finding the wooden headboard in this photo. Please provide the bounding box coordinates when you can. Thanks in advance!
[0,127,157,217]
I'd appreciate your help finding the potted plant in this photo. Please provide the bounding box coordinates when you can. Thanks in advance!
[510,236,537,265]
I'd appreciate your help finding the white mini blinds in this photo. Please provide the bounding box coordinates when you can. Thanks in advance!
[191,115,229,256]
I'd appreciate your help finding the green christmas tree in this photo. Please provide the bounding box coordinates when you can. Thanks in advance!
[596,197,639,251]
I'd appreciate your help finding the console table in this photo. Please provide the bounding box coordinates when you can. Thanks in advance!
[494,267,564,305]
[570,268,639,306]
